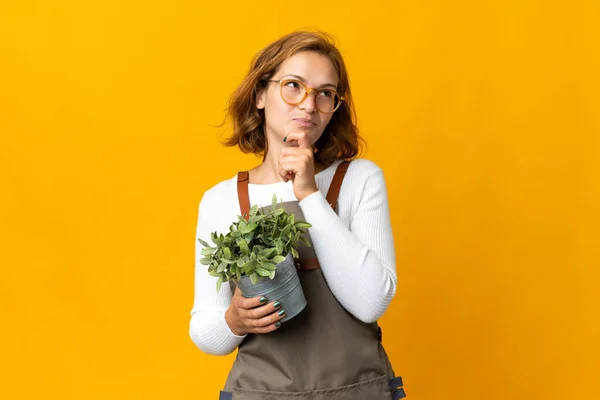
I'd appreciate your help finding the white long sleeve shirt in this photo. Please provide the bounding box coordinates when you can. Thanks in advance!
[189,158,397,356]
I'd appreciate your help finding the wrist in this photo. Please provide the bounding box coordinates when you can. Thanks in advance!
[297,186,318,202]
[225,307,246,336]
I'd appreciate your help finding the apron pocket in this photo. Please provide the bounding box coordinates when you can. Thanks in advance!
[231,374,392,400]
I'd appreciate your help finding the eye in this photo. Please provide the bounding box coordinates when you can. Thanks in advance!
[283,80,302,89]
[319,89,334,98]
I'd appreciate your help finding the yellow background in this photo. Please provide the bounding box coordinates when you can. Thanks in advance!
[1,1,598,399]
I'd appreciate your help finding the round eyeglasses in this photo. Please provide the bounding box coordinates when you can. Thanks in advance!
[267,78,344,114]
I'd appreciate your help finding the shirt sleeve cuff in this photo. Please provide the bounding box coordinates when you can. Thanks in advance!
[298,189,335,219]
[298,189,328,208]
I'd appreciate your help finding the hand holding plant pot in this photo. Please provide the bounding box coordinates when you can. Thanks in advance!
[198,194,312,323]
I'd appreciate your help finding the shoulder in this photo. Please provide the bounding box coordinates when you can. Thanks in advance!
[342,158,389,200]
[335,158,387,200]
[334,158,388,213]
[345,158,385,181]
[198,174,239,212]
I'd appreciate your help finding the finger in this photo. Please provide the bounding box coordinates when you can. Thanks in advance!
[284,132,311,149]
[253,321,282,334]
[277,161,294,181]
[280,146,313,157]
[235,290,269,310]
[278,161,298,180]
[279,157,311,178]
[252,311,285,333]
[279,154,307,167]
[253,311,285,330]
[245,301,282,320]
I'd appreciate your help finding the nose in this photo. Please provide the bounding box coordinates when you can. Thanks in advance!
[298,91,317,113]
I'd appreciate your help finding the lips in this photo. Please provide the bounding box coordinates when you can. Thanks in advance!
[294,118,316,127]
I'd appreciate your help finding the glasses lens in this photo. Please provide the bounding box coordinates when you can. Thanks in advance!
[316,90,340,113]
[281,80,306,104]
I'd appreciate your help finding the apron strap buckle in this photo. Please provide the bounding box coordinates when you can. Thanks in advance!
[388,376,407,399]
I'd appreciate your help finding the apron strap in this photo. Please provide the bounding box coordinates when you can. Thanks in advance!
[237,171,251,221]
[218,391,232,400]
[237,160,351,221]
[325,160,350,211]
[298,257,321,271]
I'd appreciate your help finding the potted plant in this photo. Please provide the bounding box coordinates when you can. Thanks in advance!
[198,194,312,322]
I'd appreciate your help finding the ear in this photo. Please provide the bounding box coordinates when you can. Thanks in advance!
[256,87,266,110]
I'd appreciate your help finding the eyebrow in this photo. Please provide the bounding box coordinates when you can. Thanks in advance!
[281,74,338,90]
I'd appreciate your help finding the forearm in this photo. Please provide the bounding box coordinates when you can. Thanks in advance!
[189,308,246,356]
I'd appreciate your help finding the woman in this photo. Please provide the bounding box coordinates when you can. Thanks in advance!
[189,31,406,400]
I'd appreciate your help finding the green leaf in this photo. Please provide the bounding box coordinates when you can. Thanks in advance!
[216,276,223,292]
[200,258,211,265]
[217,262,227,273]
[250,214,267,224]
[200,247,217,256]
[260,261,277,271]
[271,193,278,210]
[240,222,258,234]
[255,267,270,277]
[211,232,223,246]
[197,238,210,247]
[242,260,258,274]
[250,272,258,285]
[259,247,272,258]
[271,255,286,264]
[269,270,276,279]
[294,222,312,229]
[252,245,263,255]
[223,247,231,259]
[292,248,299,259]
[281,224,292,238]
[238,239,250,255]
[299,235,311,247]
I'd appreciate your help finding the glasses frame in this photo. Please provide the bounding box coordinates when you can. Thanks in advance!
[267,78,345,114]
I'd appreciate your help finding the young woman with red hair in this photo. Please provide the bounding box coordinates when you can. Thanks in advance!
[189,31,406,400]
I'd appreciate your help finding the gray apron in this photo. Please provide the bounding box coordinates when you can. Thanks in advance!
[219,161,406,400]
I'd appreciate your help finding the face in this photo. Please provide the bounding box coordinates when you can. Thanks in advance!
[256,51,339,146]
